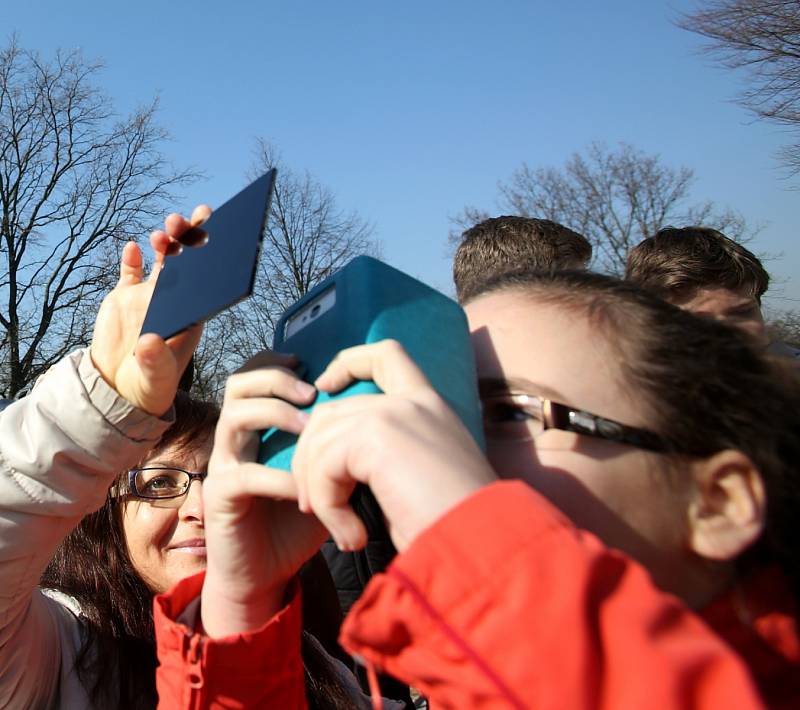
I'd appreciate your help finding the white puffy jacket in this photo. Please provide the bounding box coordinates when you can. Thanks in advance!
[0,349,172,709]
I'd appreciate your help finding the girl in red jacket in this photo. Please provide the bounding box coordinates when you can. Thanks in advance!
[157,270,800,709]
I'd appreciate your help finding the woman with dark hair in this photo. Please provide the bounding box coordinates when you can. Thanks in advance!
[148,356,403,709]
[40,393,365,710]
[157,270,800,708]
[0,206,205,709]
[38,393,218,708]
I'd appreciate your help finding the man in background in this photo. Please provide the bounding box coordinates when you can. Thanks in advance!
[453,216,592,303]
[625,226,798,359]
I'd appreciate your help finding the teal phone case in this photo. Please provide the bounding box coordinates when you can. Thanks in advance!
[258,256,484,470]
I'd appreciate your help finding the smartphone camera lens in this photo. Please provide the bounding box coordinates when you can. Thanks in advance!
[311,304,321,318]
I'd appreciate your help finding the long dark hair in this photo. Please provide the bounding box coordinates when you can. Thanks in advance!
[41,392,355,709]
[470,269,800,604]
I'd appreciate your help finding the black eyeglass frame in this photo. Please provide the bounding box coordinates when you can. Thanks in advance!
[482,393,673,453]
[125,466,207,501]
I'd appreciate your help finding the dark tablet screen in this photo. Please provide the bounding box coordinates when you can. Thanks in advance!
[140,169,276,340]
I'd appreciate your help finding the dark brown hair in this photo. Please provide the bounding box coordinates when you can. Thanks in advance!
[453,215,592,303]
[41,393,220,708]
[625,226,770,304]
[469,269,800,601]
[41,393,354,709]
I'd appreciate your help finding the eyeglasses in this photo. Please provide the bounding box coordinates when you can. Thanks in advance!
[123,467,207,507]
[481,393,673,453]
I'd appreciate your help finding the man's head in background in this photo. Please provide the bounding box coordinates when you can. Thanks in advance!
[625,226,770,347]
[452,216,592,303]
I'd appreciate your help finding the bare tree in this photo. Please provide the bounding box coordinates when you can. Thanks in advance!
[678,0,800,173]
[0,39,194,397]
[451,142,754,274]
[192,141,379,399]
[766,309,800,349]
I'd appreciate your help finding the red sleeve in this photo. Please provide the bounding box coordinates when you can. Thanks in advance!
[340,481,766,710]
[154,571,307,710]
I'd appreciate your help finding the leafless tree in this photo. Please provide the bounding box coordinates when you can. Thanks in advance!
[191,141,379,400]
[451,142,755,274]
[766,309,800,349]
[678,0,800,174]
[0,39,194,397]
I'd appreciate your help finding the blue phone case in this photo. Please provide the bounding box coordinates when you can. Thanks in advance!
[258,256,485,470]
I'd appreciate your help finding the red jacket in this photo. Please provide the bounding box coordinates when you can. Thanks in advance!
[155,481,799,709]
[154,576,307,709]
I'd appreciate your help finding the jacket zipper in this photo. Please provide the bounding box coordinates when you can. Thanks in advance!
[184,630,205,709]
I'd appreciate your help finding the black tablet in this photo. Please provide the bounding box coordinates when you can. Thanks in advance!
[140,169,276,340]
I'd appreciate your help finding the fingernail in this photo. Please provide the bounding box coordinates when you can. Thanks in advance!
[295,381,316,398]
[296,410,310,427]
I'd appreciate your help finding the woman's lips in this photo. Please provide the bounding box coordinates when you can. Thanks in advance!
[167,538,207,556]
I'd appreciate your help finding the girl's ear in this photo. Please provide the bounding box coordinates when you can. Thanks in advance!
[687,450,766,561]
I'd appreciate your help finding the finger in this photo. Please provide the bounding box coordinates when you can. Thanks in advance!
[167,209,210,248]
[165,323,204,371]
[315,340,430,396]
[214,462,300,501]
[135,332,170,361]
[132,334,178,415]
[295,426,366,549]
[149,229,182,264]
[294,422,368,550]
[190,204,212,225]
[293,396,402,495]
[164,212,192,238]
[176,205,213,249]
[214,398,309,458]
[235,350,298,375]
[224,366,316,405]
[118,242,144,287]
[298,393,385,435]
[316,504,367,552]
[291,402,376,516]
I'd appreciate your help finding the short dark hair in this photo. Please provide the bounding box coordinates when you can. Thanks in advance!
[625,226,769,304]
[469,269,800,603]
[452,216,592,302]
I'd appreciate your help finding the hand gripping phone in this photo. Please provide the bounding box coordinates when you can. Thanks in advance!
[258,255,485,469]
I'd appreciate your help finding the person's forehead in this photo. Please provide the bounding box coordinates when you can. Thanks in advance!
[679,287,756,313]
[465,290,590,358]
[144,433,213,469]
[464,291,638,422]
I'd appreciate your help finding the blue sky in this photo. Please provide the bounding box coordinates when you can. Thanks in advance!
[5,0,798,311]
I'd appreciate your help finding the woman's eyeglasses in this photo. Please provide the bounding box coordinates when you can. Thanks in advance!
[120,467,207,507]
[481,393,673,453]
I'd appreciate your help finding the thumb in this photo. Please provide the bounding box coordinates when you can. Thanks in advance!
[118,242,144,286]
[133,334,179,415]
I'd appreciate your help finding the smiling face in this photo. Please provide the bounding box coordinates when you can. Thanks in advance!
[465,289,702,595]
[121,435,211,594]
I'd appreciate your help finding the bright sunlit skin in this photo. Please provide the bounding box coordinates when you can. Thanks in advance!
[675,287,768,348]
[465,290,742,607]
[293,340,497,553]
[199,342,497,639]
[200,352,328,639]
[90,205,212,417]
[122,437,212,594]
